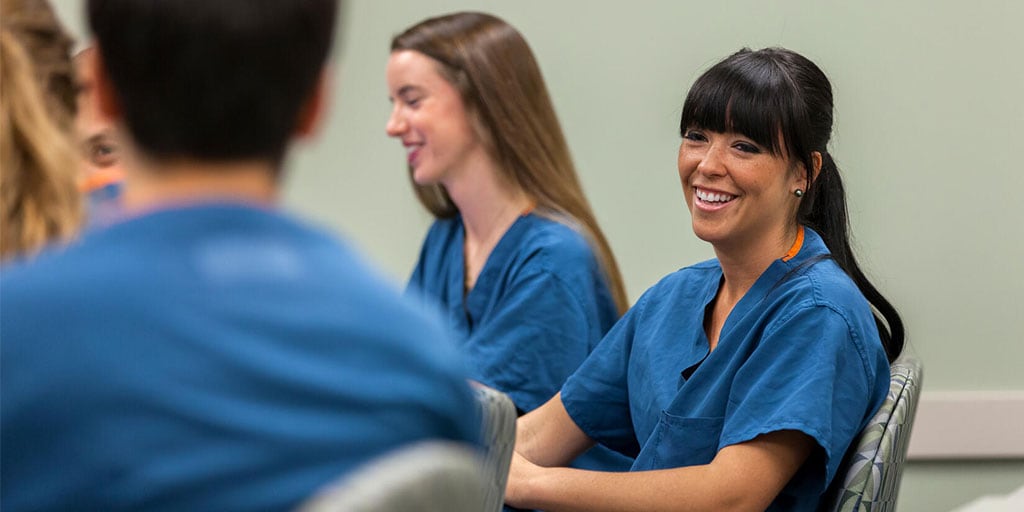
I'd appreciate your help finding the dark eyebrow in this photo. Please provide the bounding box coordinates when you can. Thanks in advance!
[84,131,114,146]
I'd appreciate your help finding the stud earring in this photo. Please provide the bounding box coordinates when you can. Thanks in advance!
[794,189,804,198]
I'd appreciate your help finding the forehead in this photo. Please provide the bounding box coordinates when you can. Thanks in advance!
[386,50,448,90]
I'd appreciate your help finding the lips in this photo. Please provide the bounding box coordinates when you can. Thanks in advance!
[404,143,422,166]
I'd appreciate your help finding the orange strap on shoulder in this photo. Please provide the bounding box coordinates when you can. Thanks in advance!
[782,225,805,262]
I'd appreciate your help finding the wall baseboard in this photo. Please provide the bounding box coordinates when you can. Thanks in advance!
[908,390,1024,460]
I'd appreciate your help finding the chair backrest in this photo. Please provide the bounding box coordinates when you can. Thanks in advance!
[821,356,924,512]
[473,384,518,512]
[295,441,485,512]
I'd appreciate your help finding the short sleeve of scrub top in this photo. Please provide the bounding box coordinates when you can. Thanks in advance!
[558,293,651,458]
[719,301,887,496]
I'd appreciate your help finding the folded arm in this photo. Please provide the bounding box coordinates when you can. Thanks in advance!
[507,394,815,512]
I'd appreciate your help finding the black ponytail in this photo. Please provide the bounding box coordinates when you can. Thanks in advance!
[800,153,904,362]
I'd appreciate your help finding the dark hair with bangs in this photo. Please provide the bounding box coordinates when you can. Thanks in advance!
[680,47,905,363]
[680,51,806,160]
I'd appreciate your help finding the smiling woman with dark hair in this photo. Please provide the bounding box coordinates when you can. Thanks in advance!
[506,47,905,512]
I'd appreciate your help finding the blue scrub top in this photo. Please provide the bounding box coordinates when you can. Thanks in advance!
[409,212,633,471]
[1,204,481,512]
[561,227,891,511]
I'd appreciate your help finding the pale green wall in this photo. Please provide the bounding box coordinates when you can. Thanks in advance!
[52,0,1024,510]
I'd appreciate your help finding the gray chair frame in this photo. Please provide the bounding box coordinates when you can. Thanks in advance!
[296,384,516,512]
[295,441,484,512]
[822,356,924,512]
[473,384,518,512]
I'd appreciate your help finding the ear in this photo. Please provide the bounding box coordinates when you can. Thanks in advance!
[294,68,333,139]
[809,151,823,184]
[794,151,823,190]
[88,47,122,124]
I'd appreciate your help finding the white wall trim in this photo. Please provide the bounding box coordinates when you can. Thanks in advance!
[908,390,1024,460]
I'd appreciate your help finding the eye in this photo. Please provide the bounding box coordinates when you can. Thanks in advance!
[403,96,423,108]
[733,140,761,154]
[683,130,707,142]
[88,142,119,167]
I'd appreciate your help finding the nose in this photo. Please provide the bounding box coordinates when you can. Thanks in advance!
[694,142,726,177]
[385,104,406,138]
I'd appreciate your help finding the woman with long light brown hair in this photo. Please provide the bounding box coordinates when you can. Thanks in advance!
[386,11,632,471]
[0,0,81,261]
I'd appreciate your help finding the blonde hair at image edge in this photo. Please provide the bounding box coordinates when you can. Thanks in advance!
[0,4,82,261]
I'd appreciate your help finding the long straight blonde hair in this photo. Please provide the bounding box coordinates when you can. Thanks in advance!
[391,12,628,313]
[1,0,82,261]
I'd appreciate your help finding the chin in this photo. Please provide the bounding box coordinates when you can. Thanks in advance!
[410,167,441,186]
[690,222,727,246]
[692,231,718,245]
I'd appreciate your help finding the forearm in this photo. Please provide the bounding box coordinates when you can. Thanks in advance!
[507,429,814,512]
[515,393,595,467]
[511,464,747,512]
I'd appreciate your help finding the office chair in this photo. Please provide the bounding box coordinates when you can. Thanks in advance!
[473,383,518,511]
[822,356,924,512]
[295,441,484,512]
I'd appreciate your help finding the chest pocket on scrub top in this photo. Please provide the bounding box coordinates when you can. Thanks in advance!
[633,411,724,470]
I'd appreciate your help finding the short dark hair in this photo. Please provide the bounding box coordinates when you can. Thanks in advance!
[87,0,338,167]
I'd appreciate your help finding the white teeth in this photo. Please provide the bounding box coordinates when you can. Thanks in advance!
[696,188,735,203]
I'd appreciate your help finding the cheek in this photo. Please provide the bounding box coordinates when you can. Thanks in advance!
[677,161,695,206]
[677,155,696,184]
[440,117,481,155]
[677,167,691,188]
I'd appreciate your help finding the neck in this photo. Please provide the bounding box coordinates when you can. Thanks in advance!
[444,156,532,292]
[713,224,801,300]
[444,157,531,245]
[121,153,279,212]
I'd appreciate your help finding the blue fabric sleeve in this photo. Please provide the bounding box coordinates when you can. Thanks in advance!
[719,303,878,496]
[560,295,646,458]
[388,301,484,448]
[468,269,597,413]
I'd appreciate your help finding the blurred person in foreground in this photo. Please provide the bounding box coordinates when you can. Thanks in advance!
[0,1,480,511]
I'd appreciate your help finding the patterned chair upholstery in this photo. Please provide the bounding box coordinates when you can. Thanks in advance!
[821,356,924,512]
[295,441,484,512]
[473,384,518,512]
